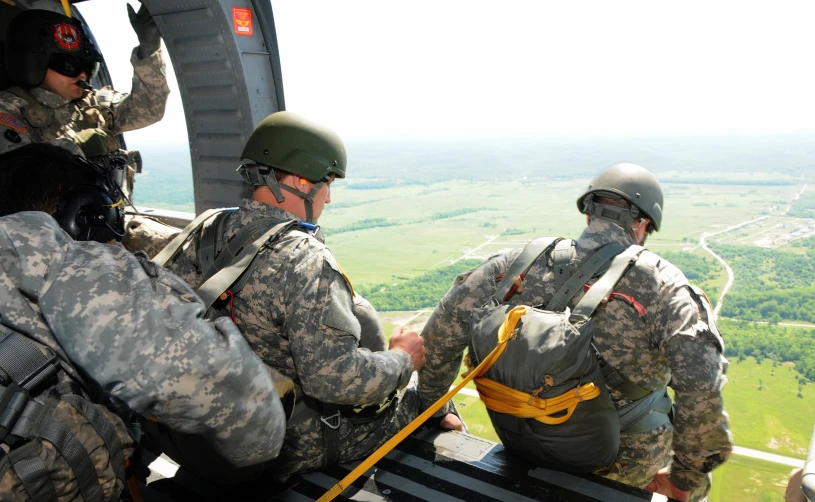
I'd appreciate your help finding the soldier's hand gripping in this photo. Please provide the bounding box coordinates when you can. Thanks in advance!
[127,3,161,59]
[645,467,691,502]
[389,326,426,371]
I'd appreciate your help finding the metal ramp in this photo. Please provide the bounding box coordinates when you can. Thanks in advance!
[140,429,661,502]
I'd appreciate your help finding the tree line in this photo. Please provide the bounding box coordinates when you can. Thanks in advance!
[720,319,815,383]
[358,259,482,311]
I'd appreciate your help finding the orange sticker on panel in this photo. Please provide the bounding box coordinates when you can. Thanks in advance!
[233,7,253,36]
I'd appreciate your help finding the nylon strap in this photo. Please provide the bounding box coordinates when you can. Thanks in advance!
[546,243,627,313]
[0,333,59,391]
[618,387,672,434]
[40,418,104,502]
[315,307,527,502]
[62,394,126,484]
[197,220,298,309]
[201,216,290,283]
[152,208,231,267]
[9,441,57,502]
[552,238,575,293]
[320,402,342,467]
[570,245,645,322]
[598,357,652,400]
[198,209,234,280]
[494,237,560,303]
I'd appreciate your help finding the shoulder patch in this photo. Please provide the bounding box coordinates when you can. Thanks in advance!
[0,113,27,135]
[686,284,724,352]
[322,249,355,295]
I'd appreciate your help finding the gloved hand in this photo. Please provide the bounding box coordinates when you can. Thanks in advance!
[73,128,112,158]
[127,3,161,59]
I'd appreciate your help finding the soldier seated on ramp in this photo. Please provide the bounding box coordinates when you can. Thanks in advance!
[417,163,733,502]
[0,143,286,500]
[159,111,462,482]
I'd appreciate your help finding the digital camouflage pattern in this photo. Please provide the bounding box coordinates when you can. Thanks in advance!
[123,214,181,258]
[0,46,169,152]
[0,212,286,470]
[418,217,732,495]
[167,199,416,480]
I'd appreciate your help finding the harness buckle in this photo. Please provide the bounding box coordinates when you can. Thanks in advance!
[320,410,342,430]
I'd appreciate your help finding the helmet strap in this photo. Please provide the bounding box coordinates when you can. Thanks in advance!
[588,200,640,241]
[237,164,325,223]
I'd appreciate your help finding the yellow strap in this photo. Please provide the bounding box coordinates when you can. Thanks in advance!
[475,378,600,425]
[110,199,125,209]
[316,306,528,502]
[60,0,71,16]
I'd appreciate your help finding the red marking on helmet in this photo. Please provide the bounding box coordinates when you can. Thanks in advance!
[53,23,81,52]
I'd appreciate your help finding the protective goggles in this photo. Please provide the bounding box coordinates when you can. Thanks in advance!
[48,53,100,79]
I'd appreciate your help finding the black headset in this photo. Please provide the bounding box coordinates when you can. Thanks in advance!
[51,156,125,243]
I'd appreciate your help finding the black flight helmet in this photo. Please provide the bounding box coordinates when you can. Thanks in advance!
[5,10,102,87]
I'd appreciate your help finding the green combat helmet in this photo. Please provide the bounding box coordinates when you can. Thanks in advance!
[237,111,346,223]
[576,163,664,236]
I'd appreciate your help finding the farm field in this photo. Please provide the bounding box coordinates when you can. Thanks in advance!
[324,176,801,286]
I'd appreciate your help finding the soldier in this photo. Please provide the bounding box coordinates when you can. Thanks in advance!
[165,111,461,481]
[418,163,732,501]
[0,6,169,161]
[0,143,286,499]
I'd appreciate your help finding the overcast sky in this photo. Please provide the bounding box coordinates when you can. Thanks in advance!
[79,0,815,144]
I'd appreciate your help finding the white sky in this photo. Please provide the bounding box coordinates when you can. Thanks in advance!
[79,0,815,144]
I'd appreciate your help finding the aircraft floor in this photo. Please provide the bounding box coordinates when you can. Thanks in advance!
[135,428,663,501]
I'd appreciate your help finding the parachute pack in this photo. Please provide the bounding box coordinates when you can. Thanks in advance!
[0,315,134,501]
[466,237,672,472]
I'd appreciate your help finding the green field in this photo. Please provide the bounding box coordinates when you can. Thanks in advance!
[323,178,799,286]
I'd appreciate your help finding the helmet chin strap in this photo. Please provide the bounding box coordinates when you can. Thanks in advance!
[237,164,325,223]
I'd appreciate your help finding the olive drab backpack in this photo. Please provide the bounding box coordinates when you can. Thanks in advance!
[0,314,134,501]
[466,237,672,472]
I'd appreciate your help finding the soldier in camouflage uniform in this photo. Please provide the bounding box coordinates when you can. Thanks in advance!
[0,144,286,499]
[0,7,169,157]
[166,111,460,481]
[418,163,732,501]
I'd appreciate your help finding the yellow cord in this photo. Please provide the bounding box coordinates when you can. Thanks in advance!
[316,306,527,502]
[60,0,71,16]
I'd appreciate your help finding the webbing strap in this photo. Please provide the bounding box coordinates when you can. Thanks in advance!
[62,394,126,484]
[199,210,237,283]
[0,333,59,392]
[197,220,298,309]
[552,239,575,294]
[494,237,560,303]
[315,306,528,502]
[618,387,672,434]
[570,245,645,322]
[201,216,290,283]
[320,403,342,467]
[151,208,231,267]
[40,418,104,502]
[546,243,626,313]
[599,356,652,400]
[9,442,57,502]
[474,378,600,425]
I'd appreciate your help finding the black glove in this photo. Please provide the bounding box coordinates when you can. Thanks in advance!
[127,3,161,59]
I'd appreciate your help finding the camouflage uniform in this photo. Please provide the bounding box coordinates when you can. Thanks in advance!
[0,47,169,154]
[0,212,286,483]
[418,217,732,497]
[167,199,417,481]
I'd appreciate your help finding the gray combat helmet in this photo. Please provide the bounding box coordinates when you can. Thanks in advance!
[237,111,346,223]
[576,163,664,232]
